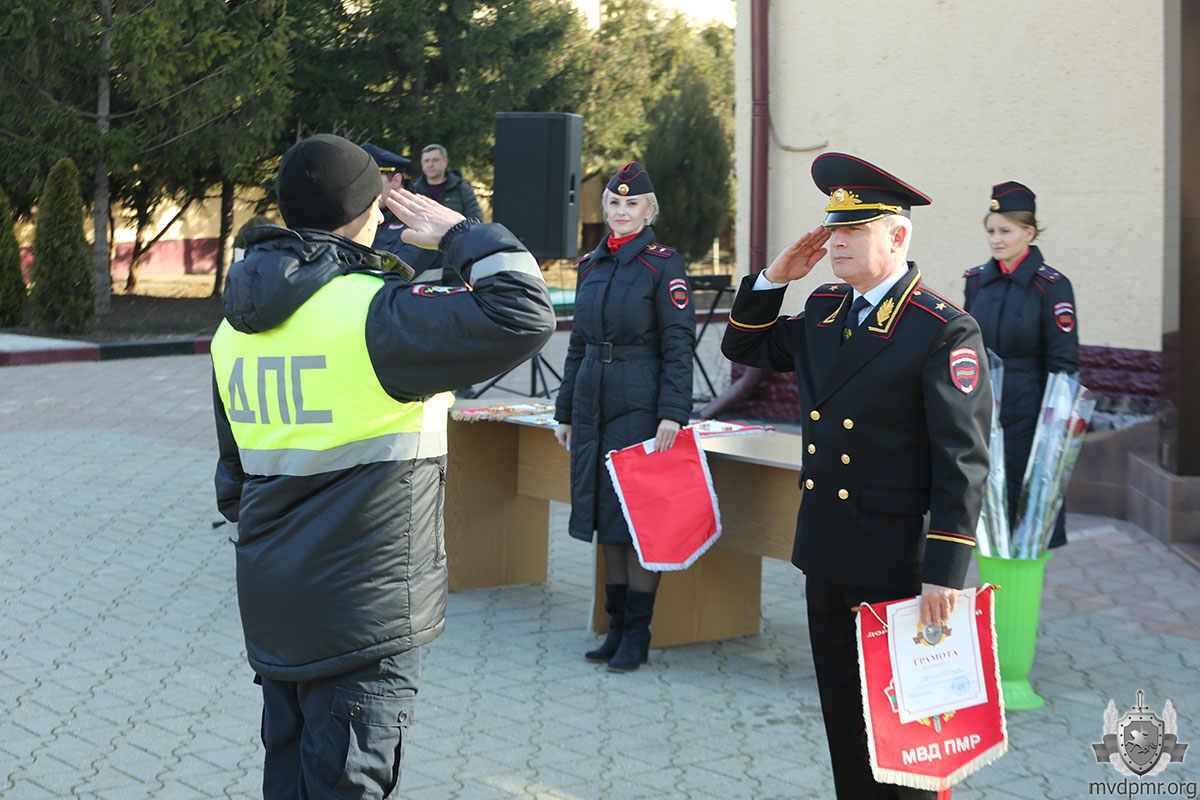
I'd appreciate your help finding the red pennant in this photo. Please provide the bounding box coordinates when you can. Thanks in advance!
[605,428,721,570]
[857,587,1008,791]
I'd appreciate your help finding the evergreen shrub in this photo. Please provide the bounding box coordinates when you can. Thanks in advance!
[30,158,94,333]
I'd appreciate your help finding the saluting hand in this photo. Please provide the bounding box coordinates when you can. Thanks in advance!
[920,582,961,627]
[384,188,466,250]
[763,226,832,284]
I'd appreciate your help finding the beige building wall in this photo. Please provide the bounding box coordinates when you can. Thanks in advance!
[735,1,1164,350]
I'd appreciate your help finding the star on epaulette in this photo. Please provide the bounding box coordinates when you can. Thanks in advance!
[911,288,964,321]
[574,251,593,266]
[1036,265,1062,282]
[822,283,849,292]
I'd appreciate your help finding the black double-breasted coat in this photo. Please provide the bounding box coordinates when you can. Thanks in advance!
[722,264,992,593]
[964,246,1078,547]
[554,227,695,544]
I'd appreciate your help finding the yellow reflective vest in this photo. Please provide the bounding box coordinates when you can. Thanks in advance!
[212,273,451,475]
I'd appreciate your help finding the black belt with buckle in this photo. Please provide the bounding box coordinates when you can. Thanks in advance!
[584,342,659,363]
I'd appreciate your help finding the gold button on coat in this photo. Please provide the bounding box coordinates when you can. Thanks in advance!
[841,454,850,464]
[838,489,849,500]
[805,479,815,489]
[843,418,854,429]
[810,410,821,421]
[807,443,816,454]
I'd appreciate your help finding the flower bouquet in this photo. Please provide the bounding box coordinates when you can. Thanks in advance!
[974,369,1096,709]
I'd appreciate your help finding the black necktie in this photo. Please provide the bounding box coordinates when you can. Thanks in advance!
[842,296,872,342]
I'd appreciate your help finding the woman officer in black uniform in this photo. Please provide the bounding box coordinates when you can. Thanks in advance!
[553,161,695,672]
[964,181,1079,548]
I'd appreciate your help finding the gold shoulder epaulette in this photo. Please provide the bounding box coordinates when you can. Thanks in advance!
[911,288,965,322]
[1036,265,1063,282]
[643,243,677,258]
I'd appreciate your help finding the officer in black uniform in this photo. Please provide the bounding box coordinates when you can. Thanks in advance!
[722,153,992,800]
[361,142,447,282]
[554,161,695,673]
[964,181,1078,548]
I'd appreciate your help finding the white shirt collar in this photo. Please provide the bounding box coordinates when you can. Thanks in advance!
[854,263,910,308]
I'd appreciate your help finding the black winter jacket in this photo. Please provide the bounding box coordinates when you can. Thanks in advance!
[963,246,1079,442]
[410,169,483,221]
[213,224,554,680]
[964,245,1078,547]
[554,228,695,543]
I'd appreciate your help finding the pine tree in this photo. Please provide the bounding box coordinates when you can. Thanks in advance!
[0,188,25,327]
[30,158,94,333]
[642,67,731,263]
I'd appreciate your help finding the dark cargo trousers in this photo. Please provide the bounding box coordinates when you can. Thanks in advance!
[259,648,420,799]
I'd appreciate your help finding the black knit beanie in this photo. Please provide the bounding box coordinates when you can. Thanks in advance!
[276,134,381,231]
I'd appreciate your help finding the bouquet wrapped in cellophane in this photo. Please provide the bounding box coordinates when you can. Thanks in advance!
[976,351,1009,558]
[978,369,1096,561]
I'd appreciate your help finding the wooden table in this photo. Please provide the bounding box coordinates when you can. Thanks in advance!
[444,407,804,647]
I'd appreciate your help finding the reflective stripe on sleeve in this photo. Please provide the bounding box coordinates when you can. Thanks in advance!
[467,251,543,283]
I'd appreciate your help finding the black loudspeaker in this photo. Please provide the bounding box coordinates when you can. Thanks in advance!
[493,112,582,259]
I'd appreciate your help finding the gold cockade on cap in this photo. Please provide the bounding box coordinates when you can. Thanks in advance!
[825,188,902,214]
[618,183,629,195]
[989,198,1000,210]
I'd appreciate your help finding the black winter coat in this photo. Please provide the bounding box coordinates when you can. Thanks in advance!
[410,169,483,221]
[214,223,555,680]
[554,227,695,544]
[964,245,1079,547]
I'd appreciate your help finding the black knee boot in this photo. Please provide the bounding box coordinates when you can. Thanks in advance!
[585,583,628,662]
[607,589,655,672]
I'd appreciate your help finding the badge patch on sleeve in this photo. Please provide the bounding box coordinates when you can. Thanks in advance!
[1053,301,1075,332]
[950,347,980,394]
[411,284,469,296]
[668,277,689,309]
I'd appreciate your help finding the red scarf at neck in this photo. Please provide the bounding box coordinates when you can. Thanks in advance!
[998,247,1031,275]
[606,231,639,253]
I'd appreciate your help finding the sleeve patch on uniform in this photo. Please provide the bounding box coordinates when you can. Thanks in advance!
[950,347,979,394]
[411,284,469,296]
[668,277,690,309]
[1053,301,1075,332]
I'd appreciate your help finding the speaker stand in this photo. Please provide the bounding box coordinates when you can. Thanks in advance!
[460,353,562,400]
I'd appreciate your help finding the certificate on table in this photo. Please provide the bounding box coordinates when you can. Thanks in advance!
[885,594,988,723]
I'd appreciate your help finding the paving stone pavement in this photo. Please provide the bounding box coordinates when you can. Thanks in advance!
[2,347,1199,799]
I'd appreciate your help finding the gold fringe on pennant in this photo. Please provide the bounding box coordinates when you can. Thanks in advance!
[858,585,1009,791]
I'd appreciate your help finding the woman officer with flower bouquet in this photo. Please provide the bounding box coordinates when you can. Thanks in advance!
[964,182,1080,548]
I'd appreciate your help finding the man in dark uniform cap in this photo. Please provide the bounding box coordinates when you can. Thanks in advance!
[722,152,992,799]
[359,143,411,255]
[361,142,448,282]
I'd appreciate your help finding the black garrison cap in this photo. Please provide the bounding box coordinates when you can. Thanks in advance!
[989,181,1036,214]
[812,152,932,226]
[607,161,655,196]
